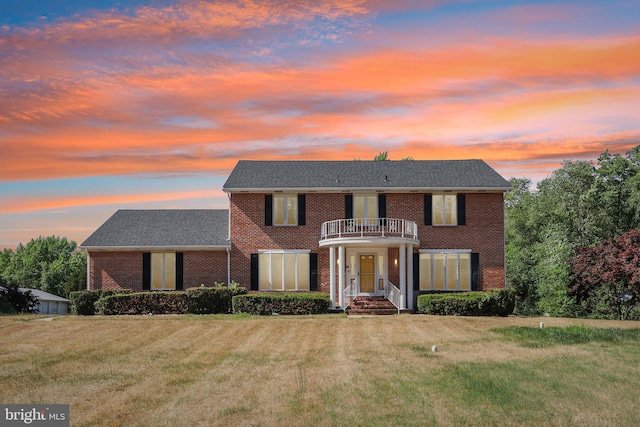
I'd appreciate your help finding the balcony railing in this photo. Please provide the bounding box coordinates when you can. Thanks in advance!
[320,218,418,241]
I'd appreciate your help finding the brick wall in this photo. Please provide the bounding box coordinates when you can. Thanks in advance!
[183,251,228,287]
[89,252,143,291]
[229,191,506,291]
[89,250,229,291]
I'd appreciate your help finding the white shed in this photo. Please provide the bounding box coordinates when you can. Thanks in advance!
[21,288,70,315]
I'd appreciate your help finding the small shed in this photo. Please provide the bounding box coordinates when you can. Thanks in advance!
[21,288,70,315]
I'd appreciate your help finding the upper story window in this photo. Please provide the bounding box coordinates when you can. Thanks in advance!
[353,195,378,225]
[424,194,466,226]
[433,194,457,225]
[274,194,297,226]
[265,194,306,226]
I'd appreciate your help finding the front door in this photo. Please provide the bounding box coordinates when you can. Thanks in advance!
[359,254,376,294]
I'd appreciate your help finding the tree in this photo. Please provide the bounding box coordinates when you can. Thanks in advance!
[373,151,389,161]
[1,236,86,298]
[569,229,640,320]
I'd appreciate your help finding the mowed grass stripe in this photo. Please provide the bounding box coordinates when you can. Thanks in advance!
[1,315,640,426]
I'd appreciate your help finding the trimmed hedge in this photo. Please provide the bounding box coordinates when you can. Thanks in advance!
[95,292,189,315]
[69,290,132,315]
[186,286,247,314]
[232,292,331,315]
[417,289,515,317]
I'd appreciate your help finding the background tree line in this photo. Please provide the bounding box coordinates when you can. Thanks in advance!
[506,145,640,318]
[0,236,86,298]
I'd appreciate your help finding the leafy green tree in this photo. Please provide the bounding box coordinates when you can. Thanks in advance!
[2,236,86,298]
[505,144,640,317]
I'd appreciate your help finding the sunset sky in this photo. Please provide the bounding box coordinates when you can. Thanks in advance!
[1,0,639,249]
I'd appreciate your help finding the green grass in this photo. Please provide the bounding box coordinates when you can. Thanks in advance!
[2,315,640,426]
[494,325,640,347]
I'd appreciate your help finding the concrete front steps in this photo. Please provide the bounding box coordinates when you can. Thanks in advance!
[346,296,399,315]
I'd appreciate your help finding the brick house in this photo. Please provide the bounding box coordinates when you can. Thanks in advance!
[81,159,510,310]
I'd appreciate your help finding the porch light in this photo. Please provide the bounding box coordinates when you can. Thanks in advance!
[394,258,398,266]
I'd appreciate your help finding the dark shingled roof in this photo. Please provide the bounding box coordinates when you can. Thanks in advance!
[223,160,510,191]
[81,210,229,248]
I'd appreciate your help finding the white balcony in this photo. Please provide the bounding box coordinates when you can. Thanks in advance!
[319,218,419,246]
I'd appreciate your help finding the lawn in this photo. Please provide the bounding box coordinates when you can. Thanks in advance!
[1,314,640,426]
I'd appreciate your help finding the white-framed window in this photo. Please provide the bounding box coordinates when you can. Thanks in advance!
[419,251,471,291]
[258,250,310,291]
[354,194,377,225]
[432,194,457,225]
[151,252,176,290]
[273,194,298,226]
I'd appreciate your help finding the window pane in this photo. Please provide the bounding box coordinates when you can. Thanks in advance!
[433,254,445,290]
[271,254,283,290]
[297,254,310,291]
[420,254,431,290]
[353,196,364,219]
[151,253,163,289]
[446,254,458,290]
[367,196,377,219]
[445,195,457,225]
[259,254,270,290]
[459,253,471,290]
[432,195,444,225]
[284,253,296,290]
[164,253,176,290]
[286,196,297,225]
[274,196,284,225]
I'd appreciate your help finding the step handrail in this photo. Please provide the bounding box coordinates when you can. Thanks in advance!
[383,280,401,314]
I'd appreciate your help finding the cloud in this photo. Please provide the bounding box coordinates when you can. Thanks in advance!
[0,188,226,214]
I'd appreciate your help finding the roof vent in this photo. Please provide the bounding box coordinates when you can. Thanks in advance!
[384,175,388,182]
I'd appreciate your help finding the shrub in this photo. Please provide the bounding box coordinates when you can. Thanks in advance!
[186,286,247,314]
[417,289,514,317]
[69,289,132,315]
[0,279,39,314]
[232,292,331,315]
[95,292,189,315]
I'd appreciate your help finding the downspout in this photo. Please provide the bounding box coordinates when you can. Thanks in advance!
[86,250,91,290]
[227,192,232,287]
[226,247,231,287]
[503,191,508,289]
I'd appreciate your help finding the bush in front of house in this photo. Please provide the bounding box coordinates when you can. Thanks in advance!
[417,289,515,317]
[69,289,132,315]
[186,285,247,314]
[95,292,189,315]
[0,279,39,314]
[232,292,331,315]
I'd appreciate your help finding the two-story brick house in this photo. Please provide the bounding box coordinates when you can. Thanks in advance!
[81,159,510,310]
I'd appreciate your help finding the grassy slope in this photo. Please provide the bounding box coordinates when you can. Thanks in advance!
[1,315,640,426]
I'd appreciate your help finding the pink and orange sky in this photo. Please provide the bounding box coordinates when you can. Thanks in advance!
[1,0,639,249]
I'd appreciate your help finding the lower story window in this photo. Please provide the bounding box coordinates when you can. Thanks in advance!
[419,252,471,291]
[151,252,176,290]
[258,251,310,291]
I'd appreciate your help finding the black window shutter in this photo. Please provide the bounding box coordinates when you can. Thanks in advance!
[424,194,432,225]
[457,194,466,225]
[471,253,480,291]
[378,194,386,219]
[142,253,151,290]
[309,253,318,291]
[264,195,273,226]
[413,252,420,291]
[298,194,306,226]
[176,252,184,290]
[345,194,353,219]
[250,254,259,291]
